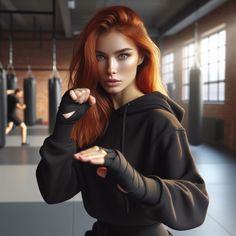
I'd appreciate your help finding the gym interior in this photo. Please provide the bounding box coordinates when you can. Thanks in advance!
[0,0,235,235]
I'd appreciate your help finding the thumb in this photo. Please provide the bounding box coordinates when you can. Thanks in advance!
[88,95,96,106]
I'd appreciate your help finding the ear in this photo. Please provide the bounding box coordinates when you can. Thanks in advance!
[137,55,144,65]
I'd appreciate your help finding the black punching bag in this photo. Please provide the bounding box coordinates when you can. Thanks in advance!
[0,65,7,148]
[166,82,176,100]
[188,66,202,145]
[6,67,18,90]
[48,77,61,134]
[24,77,36,126]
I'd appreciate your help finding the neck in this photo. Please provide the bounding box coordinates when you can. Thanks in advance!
[111,83,144,109]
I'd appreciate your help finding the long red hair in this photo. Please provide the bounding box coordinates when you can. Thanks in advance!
[69,5,167,148]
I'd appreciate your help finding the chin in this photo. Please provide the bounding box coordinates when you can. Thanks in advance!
[102,86,123,95]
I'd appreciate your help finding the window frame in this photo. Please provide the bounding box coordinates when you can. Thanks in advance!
[182,40,195,101]
[162,51,174,87]
[200,26,226,104]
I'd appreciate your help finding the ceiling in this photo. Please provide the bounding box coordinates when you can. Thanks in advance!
[0,0,229,39]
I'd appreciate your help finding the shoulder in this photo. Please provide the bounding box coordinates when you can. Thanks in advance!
[7,94,14,101]
[13,95,19,102]
[146,109,184,132]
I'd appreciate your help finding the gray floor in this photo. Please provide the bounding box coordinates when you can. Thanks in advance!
[0,125,235,236]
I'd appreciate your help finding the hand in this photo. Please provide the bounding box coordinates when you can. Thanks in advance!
[74,146,108,178]
[57,88,96,124]
[75,147,161,203]
[16,103,26,110]
[51,88,96,141]
[63,88,96,119]
[69,88,96,105]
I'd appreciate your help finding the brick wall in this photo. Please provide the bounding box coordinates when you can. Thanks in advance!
[1,1,235,151]
[0,32,73,124]
[161,1,236,151]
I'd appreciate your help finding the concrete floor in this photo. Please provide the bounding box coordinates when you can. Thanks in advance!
[0,125,235,236]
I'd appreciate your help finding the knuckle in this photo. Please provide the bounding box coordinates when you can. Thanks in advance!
[75,89,82,94]
[101,149,107,155]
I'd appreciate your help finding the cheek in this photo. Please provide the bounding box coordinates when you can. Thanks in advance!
[97,63,105,75]
[120,58,139,73]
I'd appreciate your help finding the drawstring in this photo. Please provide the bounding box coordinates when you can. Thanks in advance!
[121,103,130,155]
[120,103,130,216]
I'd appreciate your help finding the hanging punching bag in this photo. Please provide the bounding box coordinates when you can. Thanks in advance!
[6,72,17,90]
[48,76,61,134]
[24,76,36,126]
[0,64,7,148]
[188,66,202,145]
[166,82,176,100]
[6,64,18,90]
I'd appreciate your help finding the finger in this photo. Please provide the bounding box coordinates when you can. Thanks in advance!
[76,152,105,161]
[77,146,99,155]
[69,90,77,101]
[78,89,92,104]
[79,146,105,155]
[72,89,86,104]
[79,88,90,102]
[74,153,105,165]
[74,89,86,104]
[88,95,96,106]
[83,88,90,101]
[89,158,105,165]
[70,88,92,104]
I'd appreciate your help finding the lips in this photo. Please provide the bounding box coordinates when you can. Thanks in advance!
[103,79,121,87]
[104,79,121,82]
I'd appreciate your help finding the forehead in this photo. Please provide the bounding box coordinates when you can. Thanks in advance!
[96,30,138,53]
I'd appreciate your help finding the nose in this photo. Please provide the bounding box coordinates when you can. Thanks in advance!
[107,58,117,75]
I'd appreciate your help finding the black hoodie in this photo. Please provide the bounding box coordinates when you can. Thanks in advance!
[36,91,209,236]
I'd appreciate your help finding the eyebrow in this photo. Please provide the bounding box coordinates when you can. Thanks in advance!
[96,48,133,55]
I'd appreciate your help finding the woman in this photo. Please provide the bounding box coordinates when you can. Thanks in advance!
[36,5,209,236]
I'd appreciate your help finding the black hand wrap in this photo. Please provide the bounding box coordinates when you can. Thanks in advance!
[51,90,90,142]
[104,149,161,205]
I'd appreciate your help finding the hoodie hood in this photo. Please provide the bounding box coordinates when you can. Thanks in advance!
[114,91,184,122]
[113,92,185,155]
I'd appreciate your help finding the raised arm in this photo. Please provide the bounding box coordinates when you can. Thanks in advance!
[36,89,96,204]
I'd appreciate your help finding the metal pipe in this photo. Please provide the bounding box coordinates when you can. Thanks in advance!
[0,10,53,15]
[52,0,57,72]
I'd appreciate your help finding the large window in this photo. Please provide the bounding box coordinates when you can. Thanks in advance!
[182,29,226,102]
[201,29,226,102]
[182,43,195,100]
[162,52,174,86]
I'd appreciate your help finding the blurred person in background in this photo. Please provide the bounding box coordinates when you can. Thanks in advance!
[6,88,29,146]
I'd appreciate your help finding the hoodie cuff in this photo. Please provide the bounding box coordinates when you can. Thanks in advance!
[141,176,162,205]
[51,122,74,143]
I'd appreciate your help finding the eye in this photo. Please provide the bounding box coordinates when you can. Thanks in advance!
[96,54,105,62]
[118,53,130,60]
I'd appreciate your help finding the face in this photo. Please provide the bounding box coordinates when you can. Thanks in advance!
[16,91,23,98]
[96,30,143,95]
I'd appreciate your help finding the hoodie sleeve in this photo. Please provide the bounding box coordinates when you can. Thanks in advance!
[36,136,81,204]
[139,128,209,230]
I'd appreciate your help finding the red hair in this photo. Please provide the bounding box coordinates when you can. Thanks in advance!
[69,5,167,148]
